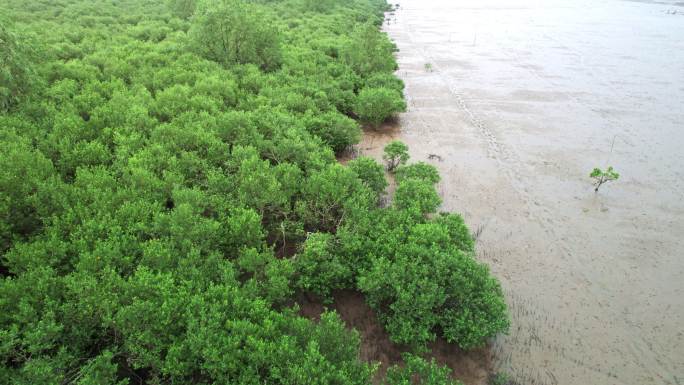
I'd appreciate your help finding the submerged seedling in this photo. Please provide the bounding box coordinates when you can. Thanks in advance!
[590,166,619,192]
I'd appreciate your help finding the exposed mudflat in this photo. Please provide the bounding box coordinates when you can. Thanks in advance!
[367,0,684,383]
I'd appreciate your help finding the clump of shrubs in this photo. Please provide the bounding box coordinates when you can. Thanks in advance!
[355,87,406,127]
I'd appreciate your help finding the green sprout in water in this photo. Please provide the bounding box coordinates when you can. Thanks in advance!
[590,166,619,192]
[424,62,433,72]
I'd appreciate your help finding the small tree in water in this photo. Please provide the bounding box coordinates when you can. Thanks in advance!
[383,140,409,172]
[590,166,619,192]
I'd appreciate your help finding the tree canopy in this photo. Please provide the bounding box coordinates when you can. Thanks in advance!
[0,0,509,383]
[355,87,406,127]
[189,0,283,71]
[0,22,36,111]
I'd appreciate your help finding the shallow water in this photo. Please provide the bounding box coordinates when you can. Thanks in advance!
[374,0,684,383]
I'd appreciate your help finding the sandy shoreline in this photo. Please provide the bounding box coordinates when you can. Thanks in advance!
[359,0,684,383]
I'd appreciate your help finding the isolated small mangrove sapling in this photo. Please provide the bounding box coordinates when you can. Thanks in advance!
[424,62,433,72]
[383,140,409,172]
[590,166,619,192]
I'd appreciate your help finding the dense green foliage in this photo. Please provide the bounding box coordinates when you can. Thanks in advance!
[395,162,441,185]
[354,169,506,350]
[354,87,406,126]
[348,156,388,198]
[0,22,36,111]
[1,0,508,383]
[342,22,397,76]
[189,0,283,71]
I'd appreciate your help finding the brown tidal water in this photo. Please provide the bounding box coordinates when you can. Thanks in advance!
[366,0,684,384]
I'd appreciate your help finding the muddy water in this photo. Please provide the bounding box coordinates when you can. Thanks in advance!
[366,0,684,384]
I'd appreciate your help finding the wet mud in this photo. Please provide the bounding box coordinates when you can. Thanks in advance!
[365,0,684,384]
